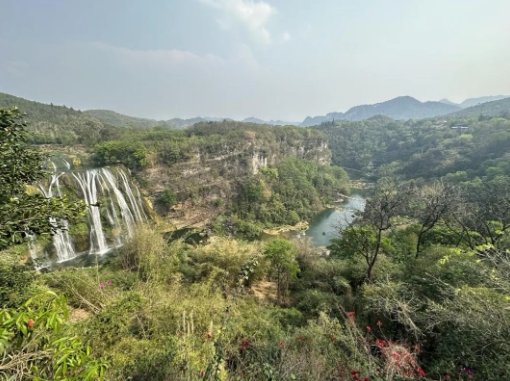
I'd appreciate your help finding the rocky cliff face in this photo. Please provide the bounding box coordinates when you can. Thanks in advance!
[139,136,331,227]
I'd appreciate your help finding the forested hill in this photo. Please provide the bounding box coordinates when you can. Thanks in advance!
[242,117,299,126]
[439,95,509,108]
[84,109,168,129]
[0,92,232,143]
[85,109,229,129]
[0,92,107,145]
[341,96,460,120]
[449,96,510,118]
[314,113,510,180]
[301,96,460,126]
[460,95,509,108]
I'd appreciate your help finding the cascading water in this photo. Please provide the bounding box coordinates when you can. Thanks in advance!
[38,172,77,262]
[72,170,110,255]
[33,160,148,264]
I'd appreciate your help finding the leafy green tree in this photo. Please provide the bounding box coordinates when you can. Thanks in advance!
[264,239,299,304]
[0,108,85,249]
[0,108,104,379]
[330,179,410,283]
[329,226,391,285]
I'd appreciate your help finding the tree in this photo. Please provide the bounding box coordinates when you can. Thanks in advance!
[0,109,103,378]
[264,239,299,304]
[360,179,412,279]
[0,108,85,249]
[329,225,392,287]
[330,179,411,283]
[410,181,458,257]
[446,177,510,249]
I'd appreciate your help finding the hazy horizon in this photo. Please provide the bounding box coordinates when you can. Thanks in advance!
[1,0,509,121]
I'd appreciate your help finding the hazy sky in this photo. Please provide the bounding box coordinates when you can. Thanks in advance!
[1,0,509,121]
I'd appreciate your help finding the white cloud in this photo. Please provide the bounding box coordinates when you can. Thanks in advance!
[199,0,277,44]
[282,31,291,43]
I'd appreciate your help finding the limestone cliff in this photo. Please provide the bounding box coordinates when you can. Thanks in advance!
[139,133,331,227]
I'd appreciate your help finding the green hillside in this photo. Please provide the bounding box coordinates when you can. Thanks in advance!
[0,92,106,145]
[84,109,165,129]
[85,109,230,129]
[451,97,510,118]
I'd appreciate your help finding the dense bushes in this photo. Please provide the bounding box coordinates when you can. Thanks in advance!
[230,157,349,231]
[315,114,510,181]
[2,212,510,380]
[3,103,510,379]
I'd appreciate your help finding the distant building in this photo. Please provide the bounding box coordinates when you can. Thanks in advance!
[451,125,469,131]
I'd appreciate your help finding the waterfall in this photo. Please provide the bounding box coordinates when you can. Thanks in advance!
[73,170,109,255]
[38,173,77,262]
[34,163,148,264]
[101,169,137,237]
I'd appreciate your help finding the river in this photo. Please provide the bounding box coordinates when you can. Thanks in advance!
[305,194,366,247]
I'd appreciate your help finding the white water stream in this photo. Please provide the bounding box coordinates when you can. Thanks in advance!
[34,161,147,263]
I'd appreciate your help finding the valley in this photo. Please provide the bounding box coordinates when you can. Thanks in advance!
[2,0,510,378]
[2,94,510,381]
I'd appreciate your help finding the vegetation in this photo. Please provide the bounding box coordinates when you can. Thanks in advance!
[84,109,170,129]
[326,175,510,381]
[155,189,178,214]
[84,109,226,129]
[451,96,510,118]
[2,103,510,381]
[0,108,102,379]
[315,114,510,180]
[223,157,349,236]
[0,92,110,145]
[92,120,339,230]
[93,120,328,169]
[0,108,85,250]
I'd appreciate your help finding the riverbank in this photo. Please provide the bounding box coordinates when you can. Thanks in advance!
[263,221,309,236]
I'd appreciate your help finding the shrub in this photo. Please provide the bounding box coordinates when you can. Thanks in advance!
[155,189,177,214]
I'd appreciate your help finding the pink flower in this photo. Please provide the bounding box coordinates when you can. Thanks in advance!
[107,280,112,285]
[99,283,105,290]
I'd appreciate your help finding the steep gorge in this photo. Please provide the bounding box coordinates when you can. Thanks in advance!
[28,121,338,265]
[137,130,332,228]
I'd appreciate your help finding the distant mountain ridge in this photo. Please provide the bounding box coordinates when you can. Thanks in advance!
[439,95,509,109]
[439,99,459,107]
[301,112,344,127]
[243,117,299,126]
[85,109,229,129]
[450,97,510,118]
[2,91,508,134]
[302,96,460,125]
[460,95,509,109]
